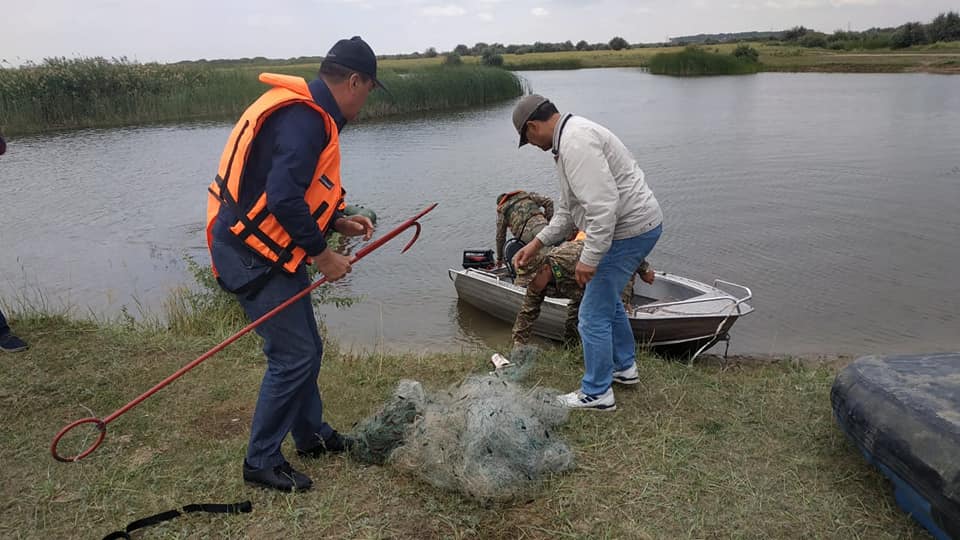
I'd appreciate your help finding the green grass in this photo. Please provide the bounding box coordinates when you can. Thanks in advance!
[503,58,584,71]
[0,302,929,538]
[377,43,960,75]
[0,58,523,135]
[648,48,761,76]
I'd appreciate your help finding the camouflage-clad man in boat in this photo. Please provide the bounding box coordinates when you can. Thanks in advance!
[511,238,654,347]
[495,191,554,285]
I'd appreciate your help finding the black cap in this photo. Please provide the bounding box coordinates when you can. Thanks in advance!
[323,36,388,93]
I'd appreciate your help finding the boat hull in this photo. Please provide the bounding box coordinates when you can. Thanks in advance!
[449,268,752,350]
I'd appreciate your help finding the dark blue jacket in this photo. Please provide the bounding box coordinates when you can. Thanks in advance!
[214,78,346,259]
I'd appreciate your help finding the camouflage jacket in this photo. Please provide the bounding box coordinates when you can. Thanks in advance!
[495,191,554,262]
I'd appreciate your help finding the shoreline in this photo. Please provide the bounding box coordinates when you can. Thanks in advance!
[0,312,929,537]
[0,307,876,366]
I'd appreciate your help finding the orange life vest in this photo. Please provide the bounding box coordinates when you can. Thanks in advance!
[206,73,346,275]
[574,231,586,241]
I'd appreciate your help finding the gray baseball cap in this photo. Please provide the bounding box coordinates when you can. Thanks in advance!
[512,94,550,147]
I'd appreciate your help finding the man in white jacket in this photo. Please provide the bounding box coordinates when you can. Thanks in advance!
[512,94,663,411]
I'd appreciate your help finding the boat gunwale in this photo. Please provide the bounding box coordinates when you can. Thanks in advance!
[448,267,754,320]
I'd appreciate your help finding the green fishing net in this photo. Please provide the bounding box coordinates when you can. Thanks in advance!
[348,346,575,503]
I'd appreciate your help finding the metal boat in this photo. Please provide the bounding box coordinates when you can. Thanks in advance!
[448,266,754,359]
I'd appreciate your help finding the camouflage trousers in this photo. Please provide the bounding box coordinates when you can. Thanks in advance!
[512,240,636,346]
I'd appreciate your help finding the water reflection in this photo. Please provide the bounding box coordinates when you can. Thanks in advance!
[2,70,959,357]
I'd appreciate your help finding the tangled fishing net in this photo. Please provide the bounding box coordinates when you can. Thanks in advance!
[348,346,575,503]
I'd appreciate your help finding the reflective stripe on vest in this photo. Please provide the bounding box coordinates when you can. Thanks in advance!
[205,73,346,275]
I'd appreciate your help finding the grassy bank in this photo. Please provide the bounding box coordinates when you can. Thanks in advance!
[0,58,523,136]
[0,306,927,538]
[380,42,960,74]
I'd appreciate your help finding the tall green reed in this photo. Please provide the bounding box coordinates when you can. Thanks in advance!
[648,47,761,76]
[0,58,523,135]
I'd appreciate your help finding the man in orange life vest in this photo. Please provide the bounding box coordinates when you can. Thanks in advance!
[206,37,384,492]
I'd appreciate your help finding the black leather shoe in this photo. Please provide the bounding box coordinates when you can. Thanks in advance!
[243,461,313,492]
[296,430,354,458]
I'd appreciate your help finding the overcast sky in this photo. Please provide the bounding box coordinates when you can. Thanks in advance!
[1,0,956,65]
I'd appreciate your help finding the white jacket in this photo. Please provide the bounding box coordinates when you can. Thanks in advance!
[535,114,663,266]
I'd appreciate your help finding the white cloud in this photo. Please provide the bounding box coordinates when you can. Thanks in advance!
[635,5,653,14]
[760,0,877,7]
[421,4,466,16]
[245,14,295,28]
[478,12,494,21]
[531,7,549,16]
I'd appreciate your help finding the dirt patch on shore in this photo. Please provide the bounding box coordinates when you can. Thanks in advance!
[193,400,253,440]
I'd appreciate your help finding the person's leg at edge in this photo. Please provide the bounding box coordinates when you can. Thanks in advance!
[562,294,582,346]
[611,297,637,372]
[0,309,9,337]
[0,308,28,352]
[512,286,548,347]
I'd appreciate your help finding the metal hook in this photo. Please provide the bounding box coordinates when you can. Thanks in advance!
[402,221,423,253]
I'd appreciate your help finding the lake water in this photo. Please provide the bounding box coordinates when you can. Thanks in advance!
[2,69,958,357]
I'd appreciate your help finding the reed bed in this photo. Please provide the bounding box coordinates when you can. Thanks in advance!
[361,65,523,118]
[648,47,761,76]
[0,58,523,135]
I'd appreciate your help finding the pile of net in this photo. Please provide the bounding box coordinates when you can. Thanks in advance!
[348,346,575,503]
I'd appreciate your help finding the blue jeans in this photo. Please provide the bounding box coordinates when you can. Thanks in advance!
[577,224,662,396]
[211,227,333,470]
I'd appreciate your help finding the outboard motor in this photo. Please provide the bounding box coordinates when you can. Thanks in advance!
[462,249,494,269]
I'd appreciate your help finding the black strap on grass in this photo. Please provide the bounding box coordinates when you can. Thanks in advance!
[102,501,252,540]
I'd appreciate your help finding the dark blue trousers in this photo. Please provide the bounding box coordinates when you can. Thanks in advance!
[211,226,333,469]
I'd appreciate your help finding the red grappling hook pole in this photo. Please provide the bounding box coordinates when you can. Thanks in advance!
[51,203,438,463]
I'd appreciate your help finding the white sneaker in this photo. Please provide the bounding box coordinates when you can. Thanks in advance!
[556,388,616,411]
[612,364,639,385]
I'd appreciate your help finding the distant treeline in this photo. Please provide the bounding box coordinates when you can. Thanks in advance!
[393,11,960,58]
[162,37,642,69]
[670,11,960,50]
[171,56,326,67]
[409,37,638,59]
[778,11,960,50]
[669,31,784,45]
